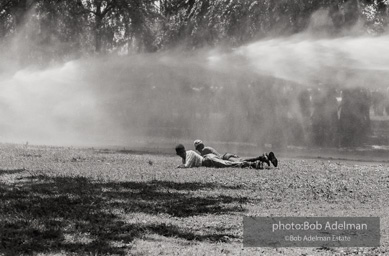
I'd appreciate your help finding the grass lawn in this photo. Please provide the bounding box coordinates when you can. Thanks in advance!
[0,143,388,255]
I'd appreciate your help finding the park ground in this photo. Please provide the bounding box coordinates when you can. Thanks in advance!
[0,143,388,256]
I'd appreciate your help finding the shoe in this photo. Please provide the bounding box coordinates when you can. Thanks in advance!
[260,154,270,166]
[268,152,278,167]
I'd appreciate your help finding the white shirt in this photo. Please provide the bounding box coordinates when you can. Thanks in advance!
[185,150,203,168]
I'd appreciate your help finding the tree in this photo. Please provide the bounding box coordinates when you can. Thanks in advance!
[1,0,389,62]
[0,0,36,38]
[76,0,116,53]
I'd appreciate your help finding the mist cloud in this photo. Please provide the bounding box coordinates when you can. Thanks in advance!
[1,7,389,149]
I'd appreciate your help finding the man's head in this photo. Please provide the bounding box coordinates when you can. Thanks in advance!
[175,144,186,158]
[193,139,204,151]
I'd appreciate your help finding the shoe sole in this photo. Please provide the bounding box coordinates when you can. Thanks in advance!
[269,152,278,167]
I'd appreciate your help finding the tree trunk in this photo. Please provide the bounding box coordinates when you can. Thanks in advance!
[14,0,28,29]
[95,15,102,53]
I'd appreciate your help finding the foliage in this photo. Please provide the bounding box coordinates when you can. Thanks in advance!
[1,0,389,63]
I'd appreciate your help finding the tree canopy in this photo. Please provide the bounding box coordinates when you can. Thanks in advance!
[0,0,388,64]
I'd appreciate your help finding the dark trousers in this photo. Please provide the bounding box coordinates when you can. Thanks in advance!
[202,155,244,168]
[222,153,267,163]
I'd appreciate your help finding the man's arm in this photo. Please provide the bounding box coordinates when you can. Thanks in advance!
[203,147,221,157]
[177,160,186,168]
[179,151,197,168]
[177,151,200,168]
[177,155,187,168]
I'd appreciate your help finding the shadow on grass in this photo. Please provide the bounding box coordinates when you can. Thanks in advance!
[0,169,26,175]
[0,175,246,255]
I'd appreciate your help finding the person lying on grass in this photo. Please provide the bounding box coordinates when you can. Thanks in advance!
[175,144,263,169]
[193,139,278,167]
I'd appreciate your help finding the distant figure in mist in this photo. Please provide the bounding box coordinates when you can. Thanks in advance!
[298,89,312,121]
[371,89,389,116]
[311,87,339,147]
[387,88,389,116]
[338,88,371,147]
[371,90,386,116]
[175,144,263,169]
[193,140,278,168]
[296,88,313,145]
